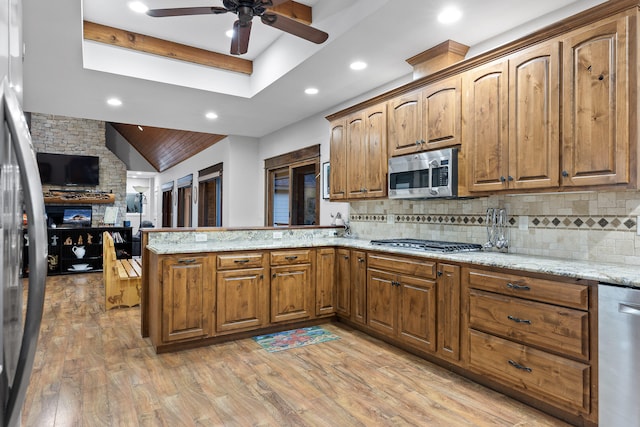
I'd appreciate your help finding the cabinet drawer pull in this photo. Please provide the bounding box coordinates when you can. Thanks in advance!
[178,258,196,264]
[234,259,250,264]
[506,282,530,291]
[507,315,531,324]
[285,255,298,261]
[508,359,532,373]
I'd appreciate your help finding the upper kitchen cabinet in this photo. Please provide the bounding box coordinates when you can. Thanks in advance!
[346,104,388,199]
[466,43,560,193]
[328,120,347,200]
[561,16,631,187]
[388,76,462,157]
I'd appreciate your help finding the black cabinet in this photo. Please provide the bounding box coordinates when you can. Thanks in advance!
[45,227,132,275]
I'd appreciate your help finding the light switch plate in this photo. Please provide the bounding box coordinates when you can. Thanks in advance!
[273,231,283,239]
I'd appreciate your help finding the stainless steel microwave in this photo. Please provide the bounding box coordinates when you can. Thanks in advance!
[388,147,458,199]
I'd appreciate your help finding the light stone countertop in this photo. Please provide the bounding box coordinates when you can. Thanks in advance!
[146,237,640,288]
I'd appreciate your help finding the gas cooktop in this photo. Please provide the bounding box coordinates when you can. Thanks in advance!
[370,238,483,253]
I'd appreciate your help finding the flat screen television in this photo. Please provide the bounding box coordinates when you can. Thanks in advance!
[62,208,92,227]
[36,152,100,186]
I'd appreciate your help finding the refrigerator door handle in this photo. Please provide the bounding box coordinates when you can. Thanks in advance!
[1,77,48,427]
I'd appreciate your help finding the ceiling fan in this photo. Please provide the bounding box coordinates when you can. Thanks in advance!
[146,0,329,55]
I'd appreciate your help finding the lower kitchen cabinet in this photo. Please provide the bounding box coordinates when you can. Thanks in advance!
[351,250,367,325]
[270,249,314,323]
[315,248,336,316]
[367,253,438,352]
[161,254,214,343]
[436,262,461,362]
[463,267,596,423]
[215,252,268,334]
[335,248,351,317]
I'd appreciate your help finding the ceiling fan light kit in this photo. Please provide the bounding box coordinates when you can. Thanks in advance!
[146,0,329,55]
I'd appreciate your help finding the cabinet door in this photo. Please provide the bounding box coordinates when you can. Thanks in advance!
[437,263,461,361]
[466,59,510,192]
[562,17,629,186]
[271,263,313,323]
[388,90,423,157]
[315,248,336,316]
[509,43,560,190]
[423,76,462,150]
[351,250,367,325]
[346,112,366,198]
[367,268,397,335]
[335,248,351,318]
[162,255,212,342]
[216,267,266,333]
[398,273,437,352]
[363,104,388,198]
[329,119,347,200]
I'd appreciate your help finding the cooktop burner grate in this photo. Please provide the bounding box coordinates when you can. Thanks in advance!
[370,238,483,253]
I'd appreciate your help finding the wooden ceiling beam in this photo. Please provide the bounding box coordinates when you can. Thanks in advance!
[271,1,312,25]
[83,21,253,75]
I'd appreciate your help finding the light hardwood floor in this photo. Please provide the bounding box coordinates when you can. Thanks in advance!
[22,273,568,426]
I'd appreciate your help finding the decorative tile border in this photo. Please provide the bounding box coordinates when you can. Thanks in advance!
[350,213,637,232]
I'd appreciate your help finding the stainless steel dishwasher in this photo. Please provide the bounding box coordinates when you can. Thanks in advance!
[598,283,640,426]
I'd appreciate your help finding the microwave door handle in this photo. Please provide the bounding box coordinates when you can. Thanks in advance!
[428,159,439,196]
[2,77,48,427]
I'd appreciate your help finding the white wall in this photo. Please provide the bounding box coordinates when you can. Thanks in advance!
[106,124,156,172]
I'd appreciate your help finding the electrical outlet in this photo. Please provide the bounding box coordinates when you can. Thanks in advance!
[273,231,283,239]
[518,216,529,231]
[195,233,207,242]
[387,214,394,224]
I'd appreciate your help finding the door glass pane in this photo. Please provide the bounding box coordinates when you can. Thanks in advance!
[198,177,221,227]
[162,190,172,227]
[272,169,289,226]
[177,186,192,227]
[291,164,317,225]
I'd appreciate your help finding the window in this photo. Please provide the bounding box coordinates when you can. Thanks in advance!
[176,174,193,227]
[161,181,173,227]
[265,145,320,226]
[198,163,223,227]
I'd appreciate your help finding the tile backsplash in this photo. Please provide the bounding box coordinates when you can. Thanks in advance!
[348,190,640,265]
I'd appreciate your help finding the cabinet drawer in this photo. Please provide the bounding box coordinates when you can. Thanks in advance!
[217,253,265,270]
[469,289,589,360]
[467,269,588,310]
[368,253,436,279]
[270,250,312,266]
[469,330,590,414]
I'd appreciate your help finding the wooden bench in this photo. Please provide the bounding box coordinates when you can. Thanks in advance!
[103,231,142,310]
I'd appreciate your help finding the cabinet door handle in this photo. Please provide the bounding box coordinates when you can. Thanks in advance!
[178,258,196,264]
[272,273,277,278]
[500,176,506,182]
[506,282,530,291]
[358,258,365,263]
[285,255,298,261]
[234,259,250,264]
[437,271,443,277]
[508,359,532,373]
[561,170,569,177]
[343,255,350,260]
[507,315,531,325]
[259,274,264,280]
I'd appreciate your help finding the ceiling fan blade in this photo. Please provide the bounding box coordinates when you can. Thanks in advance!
[146,7,228,17]
[231,20,252,55]
[261,13,328,44]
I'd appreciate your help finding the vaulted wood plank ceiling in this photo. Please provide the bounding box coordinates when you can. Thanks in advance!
[111,123,226,172]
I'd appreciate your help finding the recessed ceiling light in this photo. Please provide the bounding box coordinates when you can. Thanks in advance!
[107,98,122,107]
[128,1,149,14]
[350,61,367,71]
[438,6,462,24]
[205,112,218,120]
[225,29,234,38]
[305,87,319,95]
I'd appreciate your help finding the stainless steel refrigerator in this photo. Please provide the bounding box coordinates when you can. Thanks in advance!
[1,49,48,427]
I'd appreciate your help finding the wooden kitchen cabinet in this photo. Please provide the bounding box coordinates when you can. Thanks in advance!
[561,16,630,187]
[335,248,351,317]
[215,252,268,334]
[346,104,387,199]
[270,249,314,323]
[388,76,462,157]
[161,254,214,343]
[436,262,461,362]
[328,119,347,200]
[367,253,438,352]
[315,248,336,316]
[351,250,367,325]
[464,267,595,419]
[467,42,560,192]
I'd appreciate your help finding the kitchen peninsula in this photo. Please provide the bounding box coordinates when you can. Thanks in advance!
[142,226,640,427]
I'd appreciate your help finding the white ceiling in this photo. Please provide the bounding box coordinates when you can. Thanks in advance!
[22,0,607,139]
